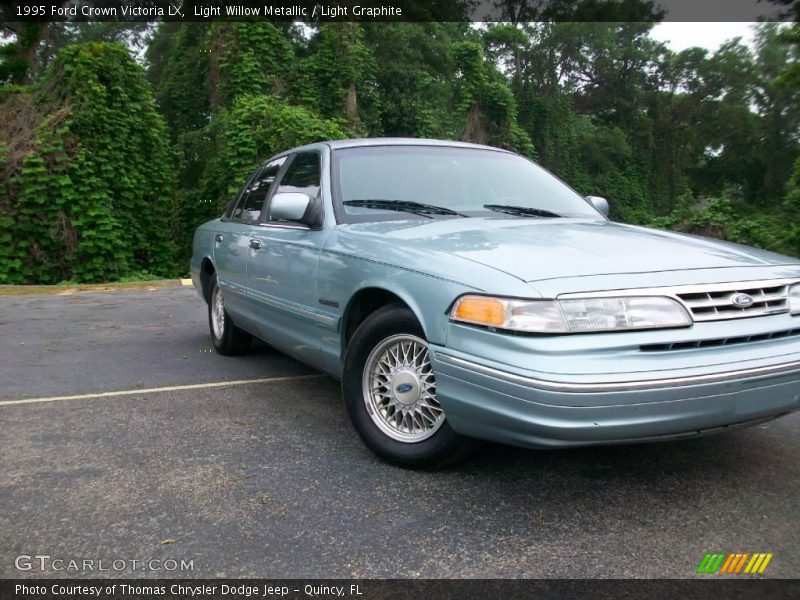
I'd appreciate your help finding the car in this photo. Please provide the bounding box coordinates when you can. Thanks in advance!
[190,138,800,468]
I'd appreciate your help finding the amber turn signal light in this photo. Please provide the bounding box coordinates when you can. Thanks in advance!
[452,296,507,326]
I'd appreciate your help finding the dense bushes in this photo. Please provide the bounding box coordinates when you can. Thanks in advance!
[186,94,346,231]
[1,20,799,284]
[634,195,799,259]
[0,42,177,283]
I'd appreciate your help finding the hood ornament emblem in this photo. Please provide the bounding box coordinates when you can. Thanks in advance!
[731,293,754,308]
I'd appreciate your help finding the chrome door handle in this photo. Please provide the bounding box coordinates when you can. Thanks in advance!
[249,239,262,250]
[214,234,223,243]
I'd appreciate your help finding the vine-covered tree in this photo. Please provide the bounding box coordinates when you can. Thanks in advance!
[0,42,177,283]
[197,94,346,221]
[1,19,799,284]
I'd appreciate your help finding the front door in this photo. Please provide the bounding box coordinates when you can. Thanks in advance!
[246,151,332,365]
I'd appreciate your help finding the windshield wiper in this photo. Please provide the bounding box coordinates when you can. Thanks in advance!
[343,199,468,218]
[483,204,562,218]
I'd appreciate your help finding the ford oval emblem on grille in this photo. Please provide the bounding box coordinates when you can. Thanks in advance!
[731,293,754,308]
[396,383,413,394]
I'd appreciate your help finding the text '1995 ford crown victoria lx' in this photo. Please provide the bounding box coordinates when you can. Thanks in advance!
[191,138,800,468]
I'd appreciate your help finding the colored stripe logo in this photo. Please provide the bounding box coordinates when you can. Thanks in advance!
[697,553,773,574]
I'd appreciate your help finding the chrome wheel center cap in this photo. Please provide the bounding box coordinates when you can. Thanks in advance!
[392,370,421,406]
[362,334,445,443]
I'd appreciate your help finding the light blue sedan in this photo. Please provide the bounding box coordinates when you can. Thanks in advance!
[191,138,800,467]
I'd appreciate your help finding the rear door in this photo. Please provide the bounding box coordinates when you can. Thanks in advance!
[211,172,262,323]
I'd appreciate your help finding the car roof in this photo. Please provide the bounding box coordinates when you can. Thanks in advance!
[287,137,515,154]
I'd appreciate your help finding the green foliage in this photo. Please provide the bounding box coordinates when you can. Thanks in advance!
[213,22,294,106]
[634,194,798,258]
[195,94,346,223]
[0,137,24,282]
[115,270,164,283]
[362,23,464,138]
[0,42,178,284]
[147,23,211,138]
[447,39,533,155]
[782,161,800,259]
[291,23,380,133]
[0,23,47,84]
[2,22,153,87]
[4,20,800,285]
[777,24,800,88]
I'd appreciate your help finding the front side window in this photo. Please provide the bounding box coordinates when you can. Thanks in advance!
[332,146,601,223]
[232,156,287,224]
[267,152,321,223]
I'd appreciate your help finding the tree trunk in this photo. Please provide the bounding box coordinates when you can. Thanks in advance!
[207,30,224,112]
[342,22,359,125]
[344,83,358,121]
[463,104,487,144]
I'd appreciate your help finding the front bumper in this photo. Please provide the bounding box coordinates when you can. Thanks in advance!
[429,321,800,448]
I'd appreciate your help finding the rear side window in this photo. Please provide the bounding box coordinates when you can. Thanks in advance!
[231,157,287,223]
[223,183,247,219]
[223,199,234,219]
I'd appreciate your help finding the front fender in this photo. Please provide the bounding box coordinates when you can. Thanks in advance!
[318,250,473,346]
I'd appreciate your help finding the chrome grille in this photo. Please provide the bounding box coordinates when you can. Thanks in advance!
[676,283,789,322]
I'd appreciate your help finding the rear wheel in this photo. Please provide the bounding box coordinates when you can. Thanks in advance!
[343,304,472,468]
[208,273,252,355]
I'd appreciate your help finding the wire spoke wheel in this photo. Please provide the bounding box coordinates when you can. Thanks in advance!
[362,334,445,443]
[211,285,225,340]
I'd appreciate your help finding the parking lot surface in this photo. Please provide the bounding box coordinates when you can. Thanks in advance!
[1,286,799,578]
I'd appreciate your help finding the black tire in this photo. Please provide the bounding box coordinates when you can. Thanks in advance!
[207,273,253,355]
[342,303,472,469]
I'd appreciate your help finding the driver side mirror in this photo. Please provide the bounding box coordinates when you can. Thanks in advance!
[586,195,609,217]
[269,192,323,228]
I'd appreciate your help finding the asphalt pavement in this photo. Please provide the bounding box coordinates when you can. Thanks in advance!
[1,286,799,578]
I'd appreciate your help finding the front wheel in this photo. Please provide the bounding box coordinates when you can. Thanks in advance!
[342,304,472,468]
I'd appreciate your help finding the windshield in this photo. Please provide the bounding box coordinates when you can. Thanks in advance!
[332,145,602,223]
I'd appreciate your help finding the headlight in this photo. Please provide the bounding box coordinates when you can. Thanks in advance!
[451,295,692,333]
[790,283,800,315]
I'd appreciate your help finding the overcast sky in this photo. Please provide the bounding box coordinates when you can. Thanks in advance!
[650,22,757,52]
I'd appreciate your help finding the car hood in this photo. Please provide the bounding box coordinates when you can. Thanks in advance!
[339,218,800,283]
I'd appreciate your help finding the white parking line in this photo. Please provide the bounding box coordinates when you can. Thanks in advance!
[0,374,327,407]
